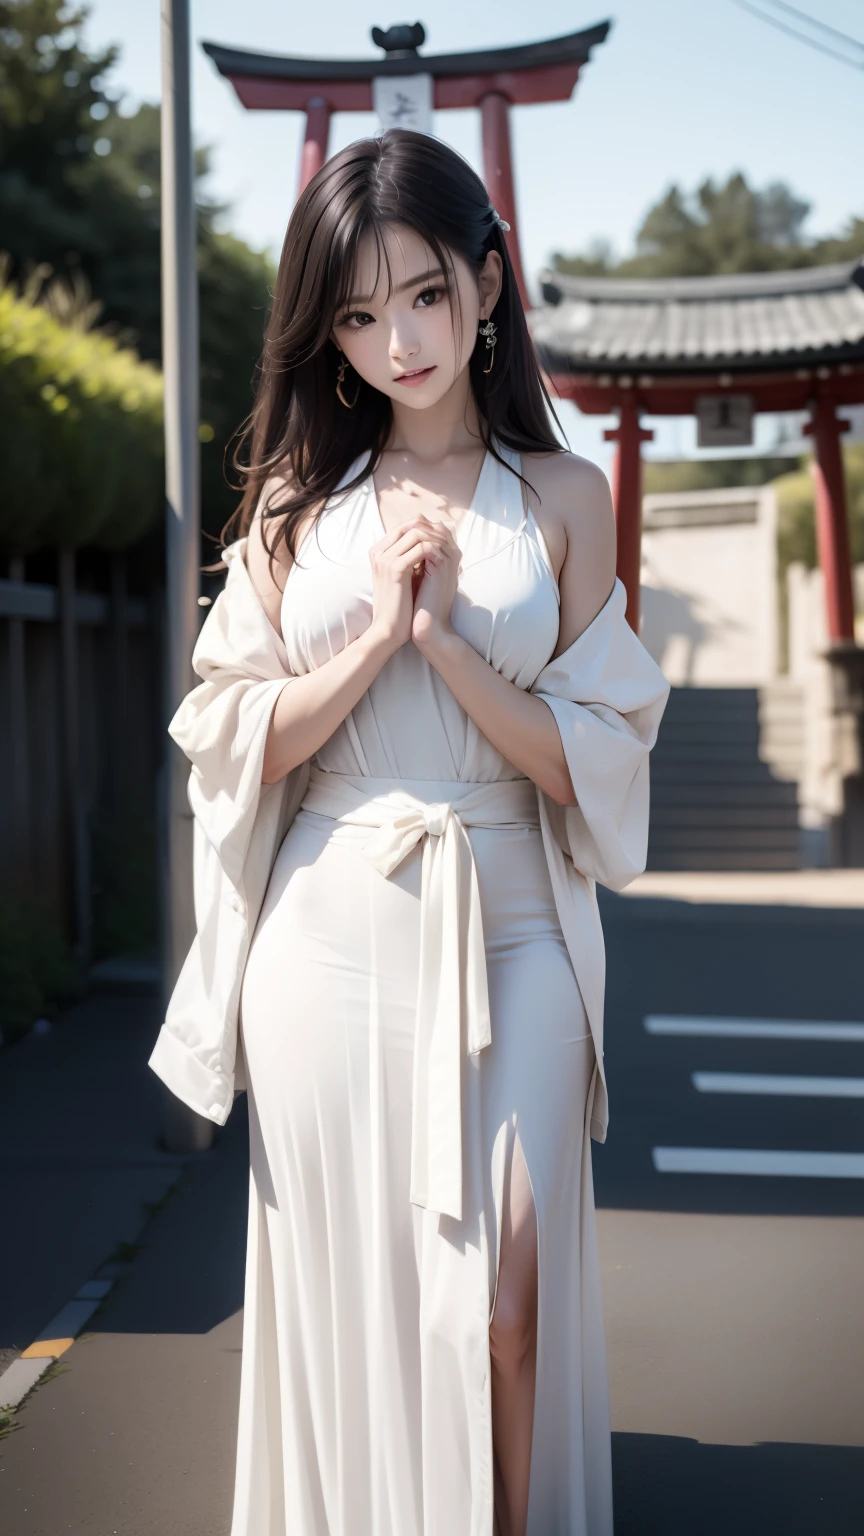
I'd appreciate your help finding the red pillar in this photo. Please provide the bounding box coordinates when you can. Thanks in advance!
[604,397,653,632]
[297,97,331,196]
[479,92,530,311]
[805,397,855,644]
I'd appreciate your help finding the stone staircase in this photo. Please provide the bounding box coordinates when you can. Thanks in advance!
[647,683,806,871]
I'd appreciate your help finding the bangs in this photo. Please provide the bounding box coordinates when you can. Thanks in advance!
[334,212,463,343]
[338,220,396,311]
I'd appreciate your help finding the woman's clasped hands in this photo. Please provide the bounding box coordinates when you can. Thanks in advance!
[367,514,460,656]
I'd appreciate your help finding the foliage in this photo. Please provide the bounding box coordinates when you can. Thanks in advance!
[774,467,817,574]
[0,262,163,551]
[0,6,172,333]
[643,455,799,496]
[773,443,864,578]
[0,1,276,542]
[99,103,275,538]
[0,0,118,237]
[553,172,863,279]
[197,228,275,539]
[0,898,83,1046]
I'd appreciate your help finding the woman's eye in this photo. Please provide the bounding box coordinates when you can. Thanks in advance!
[416,287,442,308]
[342,311,373,328]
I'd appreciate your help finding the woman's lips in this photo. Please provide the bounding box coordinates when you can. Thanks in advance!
[394,366,436,387]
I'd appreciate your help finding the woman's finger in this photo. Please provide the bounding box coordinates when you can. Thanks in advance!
[372,513,451,554]
[372,514,432,551]
[392,540,445,575]
[377,527,447,565]
[373,534,442,575]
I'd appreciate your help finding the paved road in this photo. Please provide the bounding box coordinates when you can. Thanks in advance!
[1,898,862,1533]
[596,894,864,1534]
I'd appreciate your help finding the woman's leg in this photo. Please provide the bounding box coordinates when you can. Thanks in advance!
[490,1133,538,1536]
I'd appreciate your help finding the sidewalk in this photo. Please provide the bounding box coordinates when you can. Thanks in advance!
[0,988,249,1534]
[0,980,211,1395]
[617,868,864,908]
[0,989,190,1385]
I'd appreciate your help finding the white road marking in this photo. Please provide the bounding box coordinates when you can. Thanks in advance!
[692,1072,864,1098]
[644,1015,864,1042]
[653,1147,864,1178]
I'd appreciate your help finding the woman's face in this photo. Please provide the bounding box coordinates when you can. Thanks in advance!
[331,223,502,412]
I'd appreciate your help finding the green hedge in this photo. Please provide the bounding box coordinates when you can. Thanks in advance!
[0,270,164,553]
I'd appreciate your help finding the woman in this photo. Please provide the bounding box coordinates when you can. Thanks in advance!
[150,129,669,1536]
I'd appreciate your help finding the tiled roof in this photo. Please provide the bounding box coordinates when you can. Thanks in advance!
[531,259,864,374]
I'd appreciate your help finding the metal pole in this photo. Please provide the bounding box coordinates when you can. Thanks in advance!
[8,555,32,901]
[58,547,91,965]
[109,551,129,823]
[160,0,213,1151]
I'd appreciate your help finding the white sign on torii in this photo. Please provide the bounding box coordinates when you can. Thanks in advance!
[372,73,434,135]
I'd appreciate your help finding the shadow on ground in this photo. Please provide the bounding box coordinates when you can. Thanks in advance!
[612,1433,864,1534]
[88,1098,250,1337]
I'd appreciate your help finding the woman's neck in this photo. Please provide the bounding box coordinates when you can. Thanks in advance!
[384,365,483,464]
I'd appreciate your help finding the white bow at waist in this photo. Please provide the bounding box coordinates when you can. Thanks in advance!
[300,766,540,1222]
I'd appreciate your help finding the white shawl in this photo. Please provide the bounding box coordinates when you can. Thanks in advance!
[149,538,669,1143]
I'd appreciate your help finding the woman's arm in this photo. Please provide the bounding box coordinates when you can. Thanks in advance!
[411,454,616,806]
[245,498,455,784]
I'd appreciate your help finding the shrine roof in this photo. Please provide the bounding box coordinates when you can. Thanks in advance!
[532,258,864,376]
[202,23,611,83]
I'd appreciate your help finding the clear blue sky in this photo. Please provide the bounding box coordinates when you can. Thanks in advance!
[85,1,864,464]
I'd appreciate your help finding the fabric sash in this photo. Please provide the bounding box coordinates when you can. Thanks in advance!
[300,765,540,1222]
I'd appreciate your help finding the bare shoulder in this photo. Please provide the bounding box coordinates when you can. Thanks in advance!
[245,471,296,638]
[521,450,617,650]
[522,449,613,540]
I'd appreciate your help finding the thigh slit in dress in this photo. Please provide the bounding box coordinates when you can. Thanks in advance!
[231,446,614,1536]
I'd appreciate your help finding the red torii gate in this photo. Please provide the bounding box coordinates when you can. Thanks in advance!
[202,21,611,312]
[533,260,864,648]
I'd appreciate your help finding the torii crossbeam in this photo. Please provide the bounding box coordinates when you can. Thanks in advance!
[202,21,611,310]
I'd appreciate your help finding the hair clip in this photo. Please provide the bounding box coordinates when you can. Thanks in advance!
[490,207,511,233]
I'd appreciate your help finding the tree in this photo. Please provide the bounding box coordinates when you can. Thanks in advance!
[553,172,862,279]
[0,0,118,256]
[0,0,275,538]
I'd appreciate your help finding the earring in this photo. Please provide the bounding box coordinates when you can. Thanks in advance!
[336,353,360,409]
[478,318,497,375]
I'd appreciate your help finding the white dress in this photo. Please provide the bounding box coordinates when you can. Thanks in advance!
[231,446,614,1536]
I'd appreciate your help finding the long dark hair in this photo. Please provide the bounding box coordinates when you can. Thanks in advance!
[218,128,563,569]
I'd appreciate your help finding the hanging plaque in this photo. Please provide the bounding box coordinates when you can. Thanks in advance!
[696,393,755,448]
[372,73,434,135]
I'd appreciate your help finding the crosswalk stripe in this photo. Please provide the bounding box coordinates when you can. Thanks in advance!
[644,1016,864,1041]
[653,1147,864,1178]
[692,1072,864,1097]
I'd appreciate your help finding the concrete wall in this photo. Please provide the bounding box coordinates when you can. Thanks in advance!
[786,562,864,848]
[639,487,778,686]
